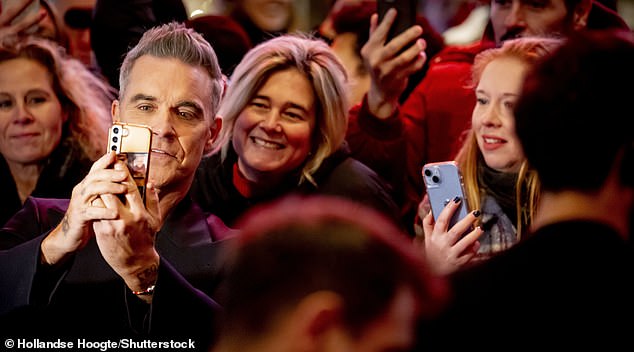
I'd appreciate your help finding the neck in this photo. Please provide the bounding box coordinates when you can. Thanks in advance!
[532,185,632,241]
[155,184,189,228]
[8,162,43,204]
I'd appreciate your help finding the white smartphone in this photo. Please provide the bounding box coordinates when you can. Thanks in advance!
[108,122,152,201]
[422,161,470,229]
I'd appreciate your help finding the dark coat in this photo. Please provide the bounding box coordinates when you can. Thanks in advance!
[0,197,234,350]
[416,221,634,350]
[190,144,401,229]
[0,138,93,227]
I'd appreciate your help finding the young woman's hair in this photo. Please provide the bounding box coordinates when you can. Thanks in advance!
[215,34,350,186]
[456,37,562,238]
[0,35,115,159]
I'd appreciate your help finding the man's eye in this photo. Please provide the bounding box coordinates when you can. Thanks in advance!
[178,110,196,120]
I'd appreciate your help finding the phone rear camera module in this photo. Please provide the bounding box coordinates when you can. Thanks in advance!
[424,169,432,177]
[112,136,118,143]
[111,145,117,151]
[113,127,119,134]
[432,175,440,183]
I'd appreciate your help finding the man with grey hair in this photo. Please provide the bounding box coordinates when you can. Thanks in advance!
[0,22,229,350]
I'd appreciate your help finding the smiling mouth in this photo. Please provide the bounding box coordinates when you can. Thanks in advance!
[251,136,284,150]
[11,132,39,139]
[151,148,176,159]
[484,137,505,144]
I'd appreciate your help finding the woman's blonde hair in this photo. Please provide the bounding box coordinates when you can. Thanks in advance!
[215,34,350,186]
[0,35,115,160]
[456,37,562,238]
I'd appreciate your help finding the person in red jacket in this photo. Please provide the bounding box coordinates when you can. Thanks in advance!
[347,0,630,235]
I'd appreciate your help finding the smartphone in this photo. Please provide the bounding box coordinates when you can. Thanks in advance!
[108,122,152,201]
[377,0,418,42]
[422,161,470,230]
[2,0,41,33]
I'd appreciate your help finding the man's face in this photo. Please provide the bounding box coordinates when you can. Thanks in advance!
[240,0,292,32]
[53,0,95,66]
[491,0,576,44]
[112,55,218,195]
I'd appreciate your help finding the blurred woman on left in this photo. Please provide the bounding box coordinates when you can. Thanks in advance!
[0,35,114,226]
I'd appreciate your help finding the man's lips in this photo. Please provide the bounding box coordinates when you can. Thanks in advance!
[151,148,177,159]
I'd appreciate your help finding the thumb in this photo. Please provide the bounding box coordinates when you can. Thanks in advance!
[144,182,161,223]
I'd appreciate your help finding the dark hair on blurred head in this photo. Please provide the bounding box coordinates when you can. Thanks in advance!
[514,29,634,191]
[216,195,448,343]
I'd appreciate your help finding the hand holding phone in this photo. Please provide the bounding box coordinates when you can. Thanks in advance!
[422,161,469,229]
[108,122,152,202]
[377,0,418,42]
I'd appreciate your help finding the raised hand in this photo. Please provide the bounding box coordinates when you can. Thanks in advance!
[0,0,45,38]
[361,8,426,119]
[93,160,162,300]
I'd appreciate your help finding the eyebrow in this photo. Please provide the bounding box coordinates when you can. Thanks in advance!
[129,93,156,103]
[129,94,204,114]
[475,89,520,98]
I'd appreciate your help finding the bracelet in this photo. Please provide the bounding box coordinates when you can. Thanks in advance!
[132,284,155,296]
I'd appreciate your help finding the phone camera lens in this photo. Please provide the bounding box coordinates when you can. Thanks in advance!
[111,145,117,151]
[113,127,119,134]
[112,136,118,143]
[424,169,432,177]
[432,175,440,183]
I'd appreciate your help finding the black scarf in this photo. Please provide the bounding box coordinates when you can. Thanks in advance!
[477,163,519,227]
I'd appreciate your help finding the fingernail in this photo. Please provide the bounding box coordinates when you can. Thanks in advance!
[473,210,481,217]
[453,196,461,203]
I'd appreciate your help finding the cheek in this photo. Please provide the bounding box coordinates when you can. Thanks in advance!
[234,112,256,138]
[471,108,485,128]
[286,125,313,151]
[41,105,65,139]
[232,116,251,153]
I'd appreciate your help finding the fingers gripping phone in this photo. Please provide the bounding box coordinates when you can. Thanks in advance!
[108,122,152,201]
[422,161,470,229]
[377,0,418,42]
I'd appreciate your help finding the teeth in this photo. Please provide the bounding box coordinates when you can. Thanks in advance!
[252,137,282,149]
[484,138,504,144]
[152,149,167,154]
